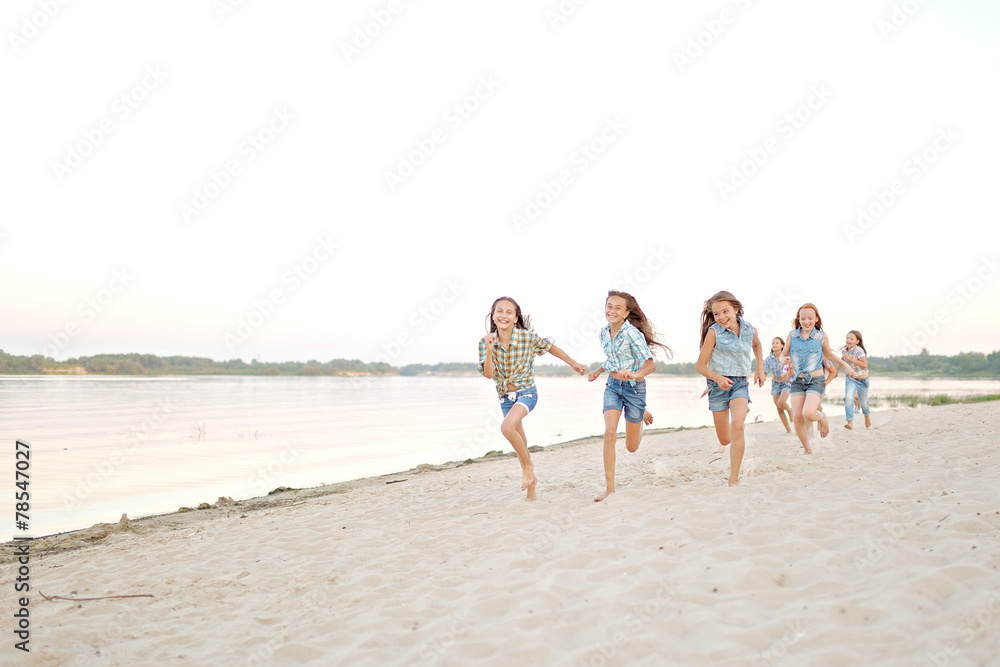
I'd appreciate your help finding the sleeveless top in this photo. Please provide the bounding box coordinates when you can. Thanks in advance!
[788,327,824,377]
[708,316,755,376]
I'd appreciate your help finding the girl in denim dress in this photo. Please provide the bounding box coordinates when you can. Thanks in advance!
[696,291,765,487]
[779,303,854,454]
[478,296,586,501]
[587,290,671,502]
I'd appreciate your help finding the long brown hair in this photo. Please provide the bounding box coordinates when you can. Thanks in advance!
[793,303,823,331]
[485,296,532,333]
[607,290,672,358]
[848,329,867,355]
[700,291,744,346]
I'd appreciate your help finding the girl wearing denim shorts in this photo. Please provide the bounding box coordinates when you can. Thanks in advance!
[478,296,586,501]
[840,330,871,430]
[763,337,793,433]
[696,291,765,487]
[779,303,854,454]
[587,290,671,502]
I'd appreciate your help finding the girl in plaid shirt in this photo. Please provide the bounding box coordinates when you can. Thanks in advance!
[588,290,671,502]
[479,296,586,501]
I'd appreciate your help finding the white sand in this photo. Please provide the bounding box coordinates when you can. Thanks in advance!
[4,401,1000,666]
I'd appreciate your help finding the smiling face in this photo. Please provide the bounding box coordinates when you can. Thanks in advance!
[711,300,738,331]
[492,300,517,332]
[605,295,630,326]
[845,331,859,348]
[771,337,784,355]
[798,307,817,332]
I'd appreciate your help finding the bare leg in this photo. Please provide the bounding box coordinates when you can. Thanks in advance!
[790,394,811,454]
[803,393,829,438]
[596,409,621,502]
[712,409,731,454]
[625,419,643,453]
[500,404,536,501]
[727,398,749,486]
[773,395,791,433]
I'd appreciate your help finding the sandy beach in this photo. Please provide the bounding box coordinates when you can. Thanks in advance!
[4,400,1000,666]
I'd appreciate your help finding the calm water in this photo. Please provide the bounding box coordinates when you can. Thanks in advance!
[3,374,999,541]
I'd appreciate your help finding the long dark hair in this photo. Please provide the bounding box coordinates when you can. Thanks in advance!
[700,291,744,346]
[485,296,532,333]
[849,329,867,355]
[607,290,672,358]
[793,303,823,332]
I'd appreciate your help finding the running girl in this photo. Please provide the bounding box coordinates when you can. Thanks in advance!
[588,290,671,502]
[762,337,793,433]
[779,303,853,453]
[479,296,586,501]
[696,291,765,486]
[841,330,871,429]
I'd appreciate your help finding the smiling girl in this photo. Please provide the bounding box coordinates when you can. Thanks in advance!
[696,291,765,487]
[840,330,871,430]
[587,290,671,502]
[479,296,586,501]
[763,336,793,433]
[779,304,854,454]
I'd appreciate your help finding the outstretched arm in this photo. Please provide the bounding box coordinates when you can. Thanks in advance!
[822,334,855,378]
[548,344,586,375]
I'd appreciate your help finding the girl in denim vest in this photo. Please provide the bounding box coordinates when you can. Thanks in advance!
[588,290,671,502]
[779,303,854,454]
[840,330,871,430]
[696,291,765,486]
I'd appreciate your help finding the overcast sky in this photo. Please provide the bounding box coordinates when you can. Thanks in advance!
[3,1,999,367]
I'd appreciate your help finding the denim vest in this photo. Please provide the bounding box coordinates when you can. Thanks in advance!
[789,328,824,377]
[708,316,755,376]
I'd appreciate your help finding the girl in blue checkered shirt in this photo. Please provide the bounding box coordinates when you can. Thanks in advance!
[587,290,671,502]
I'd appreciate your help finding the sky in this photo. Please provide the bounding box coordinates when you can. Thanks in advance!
[3,0,999,368]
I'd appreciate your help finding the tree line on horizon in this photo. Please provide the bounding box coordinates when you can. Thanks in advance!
[2,348,1000,377]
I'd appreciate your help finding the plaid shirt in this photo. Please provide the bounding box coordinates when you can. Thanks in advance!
[479,328,553,396]
[840,345,869,378]
[763,353,790,383]
[600,320,652,375]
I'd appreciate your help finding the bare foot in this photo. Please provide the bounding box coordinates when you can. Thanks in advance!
[594,488,614,502]
[818,415,830,438]
[525,476,537,501]
[728,478,739,487]
[844,422,853,430]
[714,443,728,454]
[865,415,871,428]
[643,410,653,426]
[521,466,536,493]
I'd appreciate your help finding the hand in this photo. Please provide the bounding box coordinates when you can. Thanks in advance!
[571,362,586,376]
[619,370,634,380]
[588,369,602,382]
[755,370,766,387]
[483,333,497,346]
[716,376,733,390]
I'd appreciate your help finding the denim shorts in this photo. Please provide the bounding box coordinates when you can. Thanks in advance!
[789,374,826,397]
[499,386,538,417]
[770,380,791,397]
[706,376,750,412]
[603,377,646,424]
